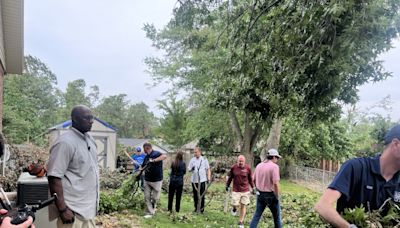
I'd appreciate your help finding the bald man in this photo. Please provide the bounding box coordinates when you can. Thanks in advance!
[226,155,254,228]
[48,105,99,228]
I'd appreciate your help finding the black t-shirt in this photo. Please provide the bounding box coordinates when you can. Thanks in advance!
[169,161,186,185]
[143,150,163,182]
[329,154,400,213]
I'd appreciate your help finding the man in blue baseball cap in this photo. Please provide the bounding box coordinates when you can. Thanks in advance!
[131,147,145,169]
[131,146,146,191]
[315,124,400,227]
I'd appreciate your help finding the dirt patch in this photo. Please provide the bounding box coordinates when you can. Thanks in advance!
[96,211,141,228]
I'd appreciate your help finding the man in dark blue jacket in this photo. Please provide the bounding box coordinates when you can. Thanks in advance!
[141,143,166,218]
[315,124,400,227]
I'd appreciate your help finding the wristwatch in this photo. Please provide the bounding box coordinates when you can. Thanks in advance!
[58,206,69,213]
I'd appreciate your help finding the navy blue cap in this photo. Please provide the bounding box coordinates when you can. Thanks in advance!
[136,147,142,152]
[384,124,400,145]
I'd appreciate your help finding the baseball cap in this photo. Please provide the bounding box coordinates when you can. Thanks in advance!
[136,147,142,152]
[384,124,400,145]
[268,148,281,158]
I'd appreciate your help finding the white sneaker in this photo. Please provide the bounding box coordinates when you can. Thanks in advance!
[231,208,237,216]
[143,214,153,218]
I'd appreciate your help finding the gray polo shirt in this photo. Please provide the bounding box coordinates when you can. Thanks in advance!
[188,156,210,183]
[47,127,99,220]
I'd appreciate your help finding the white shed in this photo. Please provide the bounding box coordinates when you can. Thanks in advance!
[48,118,118,171]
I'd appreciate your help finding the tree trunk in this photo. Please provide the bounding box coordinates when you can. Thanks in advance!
[260,118,282,161]
[229,111,243,152]
[229,111,261,168]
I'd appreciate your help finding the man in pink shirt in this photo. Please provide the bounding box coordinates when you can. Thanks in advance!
[250,149,282,228]
[226,155,254,228]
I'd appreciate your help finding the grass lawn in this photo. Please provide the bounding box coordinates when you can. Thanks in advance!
[130,180,321,228]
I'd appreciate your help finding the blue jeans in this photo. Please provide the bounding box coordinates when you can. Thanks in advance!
[250,191,282,228]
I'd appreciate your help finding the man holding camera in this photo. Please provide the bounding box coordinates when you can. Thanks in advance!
[47,105,99,228]
[0,209,34,228]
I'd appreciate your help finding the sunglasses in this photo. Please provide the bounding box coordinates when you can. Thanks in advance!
[80,115,94,121]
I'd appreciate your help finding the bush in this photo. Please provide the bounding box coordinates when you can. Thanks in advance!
[100,168,129,190]
[99,175,144,214]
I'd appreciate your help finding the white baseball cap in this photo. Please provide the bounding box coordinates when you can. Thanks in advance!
[268,149,281,158]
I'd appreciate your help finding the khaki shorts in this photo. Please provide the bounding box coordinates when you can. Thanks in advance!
[231,191,251,206]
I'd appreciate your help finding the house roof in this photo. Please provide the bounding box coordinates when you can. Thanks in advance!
[48,117,117,132]
[118,138,148,148]
[118,138,171,153]
[1,0,24,74]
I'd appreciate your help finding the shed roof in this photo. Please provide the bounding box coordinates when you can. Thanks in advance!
[118,138,147,148]
[118,138,171,153]
[181,140,199,150]
[48,117,117,132]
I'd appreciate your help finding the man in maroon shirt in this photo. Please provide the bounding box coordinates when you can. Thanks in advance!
[226,155,254,228]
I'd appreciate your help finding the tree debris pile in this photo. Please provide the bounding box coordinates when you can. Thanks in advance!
[0,143,48,191]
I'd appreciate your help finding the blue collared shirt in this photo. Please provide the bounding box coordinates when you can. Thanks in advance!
[329,154,400,213]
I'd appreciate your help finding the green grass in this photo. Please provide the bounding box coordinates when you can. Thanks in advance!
[131,180,321,228]
[280,179,317,194]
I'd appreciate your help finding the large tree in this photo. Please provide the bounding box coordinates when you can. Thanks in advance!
[145,0,400,166]
[95,95,158,138]
[3,56,60,144]
[57,79,97,120]
[157,93,189,148]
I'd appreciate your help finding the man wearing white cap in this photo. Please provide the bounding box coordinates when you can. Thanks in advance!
[250,148,282,228]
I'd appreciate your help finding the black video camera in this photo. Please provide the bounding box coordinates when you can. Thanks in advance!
[0,193,57,225]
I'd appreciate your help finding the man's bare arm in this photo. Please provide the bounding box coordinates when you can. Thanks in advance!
[207,168,211,181]
[273,182,280,197]
[314,188,350,228]
[48,176,74,222]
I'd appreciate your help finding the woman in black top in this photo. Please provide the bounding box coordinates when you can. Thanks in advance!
[168,151,186,212]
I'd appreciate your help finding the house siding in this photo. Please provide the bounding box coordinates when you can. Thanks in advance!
[0,1,5,71]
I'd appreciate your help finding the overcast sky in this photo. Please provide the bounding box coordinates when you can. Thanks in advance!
[25,1,400,121]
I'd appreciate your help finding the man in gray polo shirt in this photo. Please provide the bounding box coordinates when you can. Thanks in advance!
[47,105,99,228]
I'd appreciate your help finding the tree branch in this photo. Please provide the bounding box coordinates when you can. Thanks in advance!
[248,0,283,33]
[243,113,253,146]
[229,111,243,144]
[216,6,247,46]
[250,123,262,150]
[243,0,259,57]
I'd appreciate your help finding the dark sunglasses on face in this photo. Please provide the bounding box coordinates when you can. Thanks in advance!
[80,115,94,121]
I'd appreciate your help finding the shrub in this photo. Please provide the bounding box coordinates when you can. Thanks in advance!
[99,175,144,214]
[100,168,129,190]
